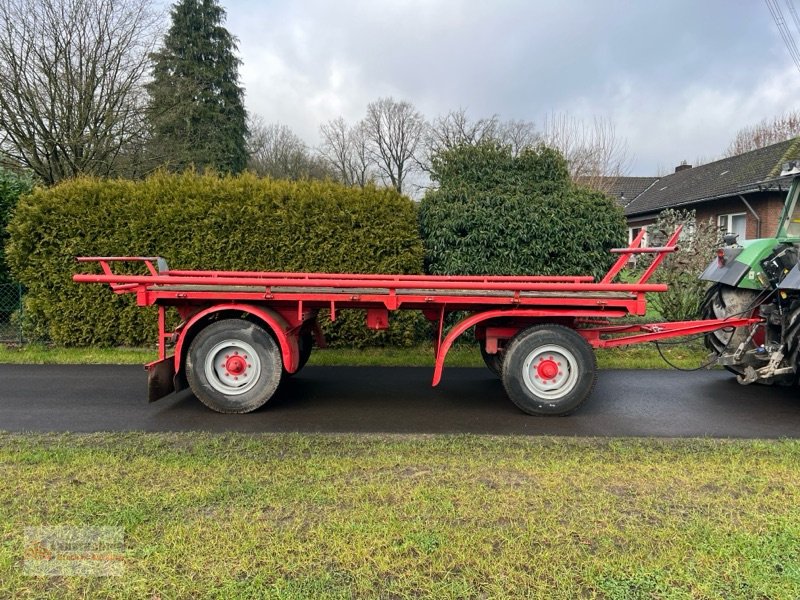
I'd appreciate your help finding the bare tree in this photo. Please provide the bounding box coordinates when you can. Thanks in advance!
[318,117,373,187]
[247,117,330,180]
[318,117,350,183]
[426,109,539,161]
[363,97,426,194]
[347,121,373,187]
[0,0,161,184]
[426,108,500,156]
[725,110,800,156]
[542,112,631,191]
[495,118,540,156]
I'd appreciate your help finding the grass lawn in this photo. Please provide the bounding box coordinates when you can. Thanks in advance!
[0,340,710,370]
[0,433,798,598]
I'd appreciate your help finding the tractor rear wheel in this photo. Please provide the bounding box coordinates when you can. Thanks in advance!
[701,283,760,375]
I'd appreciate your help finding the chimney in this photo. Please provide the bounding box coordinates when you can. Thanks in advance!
[675,161,692,173]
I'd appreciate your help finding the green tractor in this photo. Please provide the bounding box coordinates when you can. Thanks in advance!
[701,167,800,384]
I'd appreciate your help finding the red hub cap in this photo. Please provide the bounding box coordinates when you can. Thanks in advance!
[536,359,559,380]
[225,355,247,376]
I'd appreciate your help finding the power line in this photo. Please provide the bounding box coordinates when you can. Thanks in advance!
[786,0,800,35]
[765,0,800,70]
[765,0,800,74]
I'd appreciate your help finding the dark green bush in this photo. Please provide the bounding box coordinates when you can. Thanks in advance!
[429,141,570,197]
[0,167,34,286]
[7,172,424,346]
[419,143,627,279]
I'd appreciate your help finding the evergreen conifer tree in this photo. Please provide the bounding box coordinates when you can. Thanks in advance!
[147,0,247,173]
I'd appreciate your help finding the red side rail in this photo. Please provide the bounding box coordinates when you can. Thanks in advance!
[165,269,596,283]
[72,271,670,294]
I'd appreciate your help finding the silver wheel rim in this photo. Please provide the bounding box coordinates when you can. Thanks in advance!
[521,344,579,400]
[204,339,262,396]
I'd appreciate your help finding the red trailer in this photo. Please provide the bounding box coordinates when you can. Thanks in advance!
[72,227,759,416]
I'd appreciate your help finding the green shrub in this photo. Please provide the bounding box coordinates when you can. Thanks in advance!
[7,172,424,346]
[419,143,627,279]
[0,167,34,286]
[640,209,720,321]
[429,141,570,197]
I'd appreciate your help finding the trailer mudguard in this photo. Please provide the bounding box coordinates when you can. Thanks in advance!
[174,304,300,378]
[431,308,628,386]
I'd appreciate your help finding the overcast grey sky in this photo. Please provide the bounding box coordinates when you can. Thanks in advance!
[216,0,800,175]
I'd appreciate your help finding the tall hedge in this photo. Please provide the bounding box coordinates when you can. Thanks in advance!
[7,172,424,346]
[0,168,34,286]
[419,143,627,279]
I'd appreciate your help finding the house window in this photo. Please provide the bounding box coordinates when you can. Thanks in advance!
[628,226,647,246]
[718,213,746,241]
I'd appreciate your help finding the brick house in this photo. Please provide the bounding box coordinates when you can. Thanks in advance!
[611,137,800,244]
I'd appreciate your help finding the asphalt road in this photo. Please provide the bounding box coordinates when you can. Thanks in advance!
[0,365,799,437]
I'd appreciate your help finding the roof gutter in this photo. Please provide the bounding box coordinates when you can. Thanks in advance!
[738,194,761,238]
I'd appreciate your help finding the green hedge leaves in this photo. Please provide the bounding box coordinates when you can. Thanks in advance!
[7,172,424,346]
[0,168,34,286]
[419,143,627,279]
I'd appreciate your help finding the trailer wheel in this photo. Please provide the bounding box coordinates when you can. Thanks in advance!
[502,325,596,416]
[186,319,282,413]
[298,332,313,370]
[480,344,503,377]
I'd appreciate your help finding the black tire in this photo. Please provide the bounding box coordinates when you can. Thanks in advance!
[480,343,503,377]
[701,283,761,375]
[284,332,313,377]
[501,324,596,416]
[186,319,282,413]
